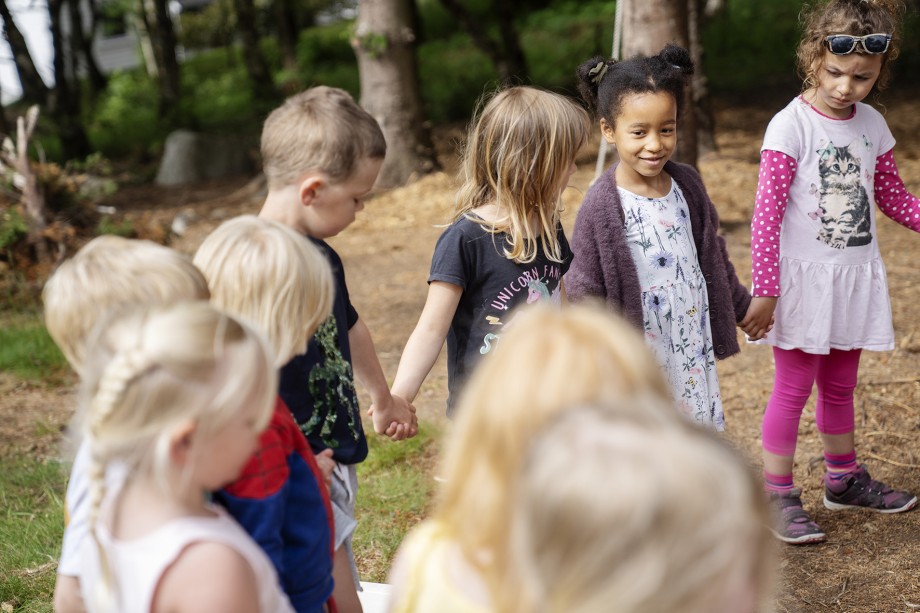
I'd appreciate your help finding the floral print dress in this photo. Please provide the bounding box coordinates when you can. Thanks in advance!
[620,181,725,431]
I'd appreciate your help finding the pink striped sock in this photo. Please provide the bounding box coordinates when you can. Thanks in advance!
[763,470,795,494]
[824,451,858,485]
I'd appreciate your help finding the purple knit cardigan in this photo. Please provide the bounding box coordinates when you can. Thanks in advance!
[566,161,751,359]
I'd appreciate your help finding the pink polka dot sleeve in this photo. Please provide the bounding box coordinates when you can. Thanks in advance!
[874,149,920,232]
[751,149,796,297]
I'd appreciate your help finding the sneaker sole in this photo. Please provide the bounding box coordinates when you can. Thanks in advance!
[769,527,827,545]
[823,495,919,514]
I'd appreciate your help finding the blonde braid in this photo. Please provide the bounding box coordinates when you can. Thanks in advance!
[85,345,155,613]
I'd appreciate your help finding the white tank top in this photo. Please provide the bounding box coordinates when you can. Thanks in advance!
[80,502,294,613]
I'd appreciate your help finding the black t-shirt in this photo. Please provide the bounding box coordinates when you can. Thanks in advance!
[429,217,572,415]
[279,238,368,465]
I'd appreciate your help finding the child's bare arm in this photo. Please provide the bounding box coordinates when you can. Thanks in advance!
[158,542,261,613]
[53,575,85,613]
[391,282,463,405]
[349,317,418,440]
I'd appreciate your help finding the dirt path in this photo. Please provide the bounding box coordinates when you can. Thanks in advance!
[5,99,920,610]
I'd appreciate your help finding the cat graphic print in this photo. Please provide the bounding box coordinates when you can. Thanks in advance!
[811,138,873,249]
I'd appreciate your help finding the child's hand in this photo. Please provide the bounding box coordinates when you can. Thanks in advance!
[368,394,418,441]
[314,449,335,489]
[740,297,777,341]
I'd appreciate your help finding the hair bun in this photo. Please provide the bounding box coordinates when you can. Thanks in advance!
[658,43,694,76]
[576,55,613,111]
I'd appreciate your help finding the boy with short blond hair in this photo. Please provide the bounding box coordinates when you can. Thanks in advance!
[195,215,338,613]
[259,86,417,613]
[47,236,210,613]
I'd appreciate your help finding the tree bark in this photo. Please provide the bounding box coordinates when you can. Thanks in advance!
[48,0,91,159]
[436,0,528,84]
[352,0,439,187]
[141,0,182,127]
[0,80,10,136]
[688,0,716,155]
[621,0,698,167]
[68,0,108,97]
[234,0,276,103]
[0,0,49,105]
[273,0,300,71]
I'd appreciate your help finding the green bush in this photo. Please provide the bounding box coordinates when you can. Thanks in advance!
[418,36,498,123]
[86,70,163,159]
[522,0,615,91]
[179,0,236,50]
[96,215,135,237]
[0,206,27,252]
[182,58,261,130]
[701,0,801,93]
[296,21,360,94]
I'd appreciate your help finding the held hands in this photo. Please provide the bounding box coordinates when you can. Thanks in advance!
[314,449,335,489]
[739,297,777,341]
[367,393,418,441]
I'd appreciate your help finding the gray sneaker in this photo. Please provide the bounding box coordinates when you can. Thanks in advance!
[767,488,827,545]
[824,464,918,513]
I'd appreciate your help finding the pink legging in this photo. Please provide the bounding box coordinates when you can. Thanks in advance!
[761,347,862,456]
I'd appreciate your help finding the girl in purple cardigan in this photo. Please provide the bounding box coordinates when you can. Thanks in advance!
[567,44,762,431]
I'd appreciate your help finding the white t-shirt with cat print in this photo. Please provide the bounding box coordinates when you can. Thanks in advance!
[757,97,896,353]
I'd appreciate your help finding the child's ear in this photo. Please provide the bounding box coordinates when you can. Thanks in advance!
[299,176,325,208]
[169,419,198,464]
[599,119,616,145]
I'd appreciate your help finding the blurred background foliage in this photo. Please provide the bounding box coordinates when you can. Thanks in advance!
[10,0,920,164]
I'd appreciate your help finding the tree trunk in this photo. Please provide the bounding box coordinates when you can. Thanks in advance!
[688,0,716,155]
[437,0,528,83]
[273,0,299,71]
[142,0,182,127]
[352,0,439,188]
[48,0,91,159]
[234,0,276,103]
[494,0,528,83]
[0,0,49,105]
[68,0,108,97]
[621,0,697,167]
[0,80,10,136]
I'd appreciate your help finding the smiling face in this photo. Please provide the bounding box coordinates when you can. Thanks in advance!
[601,91,677,194]
[807,51,882,119]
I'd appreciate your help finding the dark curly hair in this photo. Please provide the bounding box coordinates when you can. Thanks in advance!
[576,43,694,127]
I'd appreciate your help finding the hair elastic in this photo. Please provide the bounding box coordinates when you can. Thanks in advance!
[588,61,608,85]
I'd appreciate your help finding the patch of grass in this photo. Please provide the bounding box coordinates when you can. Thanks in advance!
[0,458,67,613]
[354,422,441,582]
[0,311,68,383]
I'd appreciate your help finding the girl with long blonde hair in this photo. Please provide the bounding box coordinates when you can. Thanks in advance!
[390,86,591,416]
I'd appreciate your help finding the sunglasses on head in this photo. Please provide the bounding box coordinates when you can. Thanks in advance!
[825,33,892,55]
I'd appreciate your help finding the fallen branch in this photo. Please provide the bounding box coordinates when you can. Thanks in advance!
[862,452,920,469]
[862,377,920,386]
[865,394,915,412]
[863,430,914,440]
[831,577,848,605]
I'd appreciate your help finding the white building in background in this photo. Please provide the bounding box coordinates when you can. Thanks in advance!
[1,0,191,104]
